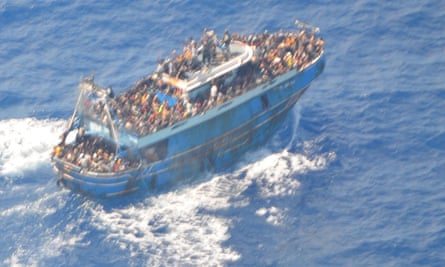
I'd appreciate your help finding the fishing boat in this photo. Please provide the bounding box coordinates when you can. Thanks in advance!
[51,20,325,197]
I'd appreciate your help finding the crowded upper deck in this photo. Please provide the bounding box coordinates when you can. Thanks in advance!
[52,26,324,173]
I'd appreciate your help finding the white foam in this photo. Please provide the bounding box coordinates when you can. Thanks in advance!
[2,191,89,267]
[285,104,302,151]
[5,231,88,267]
[256,206,286,225]
[4,224,88,267]
[87,142,335,265]
[0,118,66,176]
[89,181,241,266]
[0,190,60,218]
[4,247,26,267]
[0,115,336,266]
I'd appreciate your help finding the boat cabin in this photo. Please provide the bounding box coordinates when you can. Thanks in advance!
[160,41,253,100]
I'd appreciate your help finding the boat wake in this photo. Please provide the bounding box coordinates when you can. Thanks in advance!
[85,149,334,266]
[0,113,336,266]
[84,108,336,265]
[0,117,65,177]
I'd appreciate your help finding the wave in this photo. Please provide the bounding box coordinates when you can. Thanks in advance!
[84,146,334,266]
[0,117,66,176]
[0,113,335,266]
[1,191,90,267]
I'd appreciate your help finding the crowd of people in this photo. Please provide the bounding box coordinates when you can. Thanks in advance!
[106,27,324,137]
[52,128,140,172]
[52,27,324,173]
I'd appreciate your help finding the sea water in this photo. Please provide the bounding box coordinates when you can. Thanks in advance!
[0,1,444,266]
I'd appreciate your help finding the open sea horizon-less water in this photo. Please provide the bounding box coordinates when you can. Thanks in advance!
[1,1,445,266]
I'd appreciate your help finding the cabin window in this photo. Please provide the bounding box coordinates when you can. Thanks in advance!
[140,139,169,163]
[261,94,269,109]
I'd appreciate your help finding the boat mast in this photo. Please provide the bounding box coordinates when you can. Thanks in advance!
[66,78,89,131]
[103,101,120,156]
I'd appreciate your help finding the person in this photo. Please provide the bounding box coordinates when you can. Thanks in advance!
[202,40,211,65]
[211,43,217,63]
[76,127,86,143]
[155,59,164,74]
[52,145,63,158]
[222,30,231,47]
[161,100,170,125]
[106,86,114,98]
[58,131,68,145]
[221,29,231,59]
[79,153,90,169]
[113,158,123,172]
[210,81,218,103]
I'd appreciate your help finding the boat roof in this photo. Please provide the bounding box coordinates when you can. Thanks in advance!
[160,41,253,94]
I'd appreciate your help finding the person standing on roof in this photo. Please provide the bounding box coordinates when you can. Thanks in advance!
[222,29,231,59]
[202,39,212,65]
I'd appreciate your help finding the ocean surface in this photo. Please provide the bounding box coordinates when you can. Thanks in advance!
[1,1,444,266]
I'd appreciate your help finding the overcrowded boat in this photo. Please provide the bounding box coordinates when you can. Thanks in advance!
[51,20,326,197]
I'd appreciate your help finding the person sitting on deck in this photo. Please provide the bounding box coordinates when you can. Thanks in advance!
[161,100,171,126]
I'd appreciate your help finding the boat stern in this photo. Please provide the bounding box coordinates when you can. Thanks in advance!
[53,158,141,197]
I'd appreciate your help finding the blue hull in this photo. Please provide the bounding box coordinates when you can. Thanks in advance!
[54,53,325,197]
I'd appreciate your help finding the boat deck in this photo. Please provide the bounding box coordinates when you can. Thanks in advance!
[52,26,325,175]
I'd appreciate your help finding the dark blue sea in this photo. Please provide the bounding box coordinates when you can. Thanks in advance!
[1,1,444,266]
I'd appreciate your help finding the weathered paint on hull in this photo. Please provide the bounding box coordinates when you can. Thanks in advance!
[54,160,141,196]
[138,86,308,192]
[54,53,325,197]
